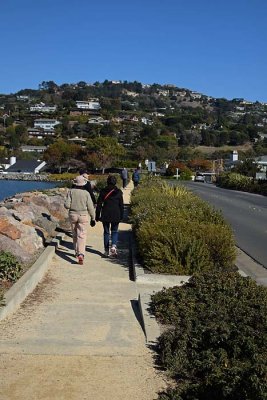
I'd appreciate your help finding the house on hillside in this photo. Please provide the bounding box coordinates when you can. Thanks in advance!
[4,158,46,174]
[20,145,47,153]
[88,116,109,125]
[76,99,101,110]
[68,137,86,145]
[0,158,10,171]
[34,119,61,130]
[30,103,57,113]
[28,128,56,138]
[224,151,240,170]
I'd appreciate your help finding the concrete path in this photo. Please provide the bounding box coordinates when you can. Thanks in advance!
[0,182,166,400]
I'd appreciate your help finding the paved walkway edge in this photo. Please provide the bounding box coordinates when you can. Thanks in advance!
[0,233,64,321]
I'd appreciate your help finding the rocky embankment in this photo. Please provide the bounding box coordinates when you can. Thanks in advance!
[0,173,50,181]
[0,188,69,263]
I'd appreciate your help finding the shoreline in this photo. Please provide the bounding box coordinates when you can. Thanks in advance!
[0,173,52,182]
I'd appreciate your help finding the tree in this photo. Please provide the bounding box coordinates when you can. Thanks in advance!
[85,137,125,173]
[232,159,260,177]
[188,158,212,171]
[43,139,82,172]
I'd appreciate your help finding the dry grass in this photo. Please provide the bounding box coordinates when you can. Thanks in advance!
[195,142,253,154]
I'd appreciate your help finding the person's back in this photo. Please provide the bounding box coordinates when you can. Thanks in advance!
[96,185,123,223]
[67,187,94,214]
[132,169,140,187]
[121,168,128,180]
[96,175,124,257]
[121,168,128,189]
[81,172,97,205]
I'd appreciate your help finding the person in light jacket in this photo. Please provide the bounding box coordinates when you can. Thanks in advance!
[96,175,124,257]
[120,167,128,189]
[64,175,96,265]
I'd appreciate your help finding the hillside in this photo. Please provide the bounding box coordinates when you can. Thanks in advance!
[0,80,267,172]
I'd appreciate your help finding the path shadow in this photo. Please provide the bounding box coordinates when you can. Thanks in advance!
[85,245,104,257]
[122,204,131,224]
[55,227,73,238]
[60,239,74,251]
[130,299,145,335]
[105,230,131,276]
[56,249,77,264]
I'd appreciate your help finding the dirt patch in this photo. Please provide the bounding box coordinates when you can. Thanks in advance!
[195,142,253,154]
[0,353,168,400]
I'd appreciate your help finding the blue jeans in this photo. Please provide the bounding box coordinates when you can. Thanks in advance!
[102,222,119,250]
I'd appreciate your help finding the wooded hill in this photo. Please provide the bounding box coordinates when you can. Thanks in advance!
[0,80,267,171]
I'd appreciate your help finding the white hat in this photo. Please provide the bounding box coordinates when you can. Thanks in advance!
[73,175,87,186]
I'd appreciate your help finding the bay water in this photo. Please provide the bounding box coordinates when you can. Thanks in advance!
[0,180,59,202]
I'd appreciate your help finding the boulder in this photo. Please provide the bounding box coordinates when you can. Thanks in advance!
[0,217,21,240]
[0,187,68,263]
[0,234,33,263]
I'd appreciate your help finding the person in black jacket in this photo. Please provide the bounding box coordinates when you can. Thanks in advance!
[79,170,97,206]
[96,175,124,257]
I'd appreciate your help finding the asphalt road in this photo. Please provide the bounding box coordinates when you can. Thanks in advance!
[171,180,267,269]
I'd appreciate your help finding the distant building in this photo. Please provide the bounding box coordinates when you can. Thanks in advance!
[16,95,29,101]
[224,151,239,170]
[20,145,47,153]
[69,109,96,116]
[0,158,10,171]
[254,156,267,172]
[28,128,56,138]
[34,119,61,130]
[88,116,109,125]
[75,99,101,110]
[30,103,57,112]
[3,157,46,174]
[68,137,86,145]
[190,91,202,100]
[141,117,153,125]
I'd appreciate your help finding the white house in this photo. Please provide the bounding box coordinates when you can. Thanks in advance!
[141,117,153,125]
[34,119,61,130]
[88,116,109,125]
[190,91,202,100]
[28,128,56,138]
[76,99,101,110]
[20,145,47,153]
[16,95,29,101]
[30,103,57,112]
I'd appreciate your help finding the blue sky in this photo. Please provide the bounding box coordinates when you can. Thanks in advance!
[1,0,267,101]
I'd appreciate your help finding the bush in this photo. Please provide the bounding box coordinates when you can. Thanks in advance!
[0,251,21,282]
[151,272,267,400]
[130,177,236,274]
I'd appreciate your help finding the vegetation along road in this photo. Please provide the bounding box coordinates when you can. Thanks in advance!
[173,180,267,269]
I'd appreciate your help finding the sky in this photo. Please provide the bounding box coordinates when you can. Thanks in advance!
[1,0,267,102]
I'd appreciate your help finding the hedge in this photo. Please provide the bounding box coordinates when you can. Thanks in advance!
[130,177,236,274]
[151,272,267,400]
[217,172,267,196]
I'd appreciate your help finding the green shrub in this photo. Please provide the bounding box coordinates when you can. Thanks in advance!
[130,178,236,274]
[0,251,21,282]
[151,272,267,400]
[217,172,253,191]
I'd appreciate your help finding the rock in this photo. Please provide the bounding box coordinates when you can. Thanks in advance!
[32,215,58,239]
[0,187,69,263]
[0,234,33,263]
[0,218,21,240]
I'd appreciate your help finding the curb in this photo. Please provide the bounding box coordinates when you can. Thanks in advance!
[0,233,64,321]
[130,231,190,343]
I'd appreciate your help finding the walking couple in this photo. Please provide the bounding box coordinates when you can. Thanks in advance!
[64,174,124,263]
